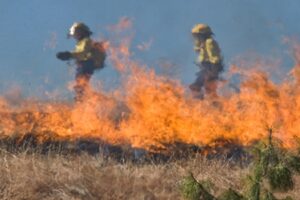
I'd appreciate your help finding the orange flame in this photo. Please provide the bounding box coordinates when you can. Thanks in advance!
[0,19,300,152]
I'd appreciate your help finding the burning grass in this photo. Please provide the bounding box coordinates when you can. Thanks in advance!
[2,19,300,154]
[2,19,300,153]
[1,18,300,199]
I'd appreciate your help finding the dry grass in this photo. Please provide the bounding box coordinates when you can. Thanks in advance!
[0,150,299,200]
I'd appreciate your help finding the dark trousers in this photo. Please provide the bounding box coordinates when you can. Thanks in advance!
[189,62,223,98]
[74,60,96,101]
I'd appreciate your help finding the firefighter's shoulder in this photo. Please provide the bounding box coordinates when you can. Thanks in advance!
[205,38,219,48]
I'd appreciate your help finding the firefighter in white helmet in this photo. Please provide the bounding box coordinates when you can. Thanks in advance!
[190,24,223,98]
[56,22,106,101]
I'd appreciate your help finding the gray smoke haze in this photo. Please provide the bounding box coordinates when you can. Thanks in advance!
[224,1,285,54]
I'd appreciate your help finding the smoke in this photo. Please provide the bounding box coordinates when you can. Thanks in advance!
[136,38,153,51]
[225,1,280,52]
[107,17,133,33]
[43,32,57,51]
[3,85,23,106]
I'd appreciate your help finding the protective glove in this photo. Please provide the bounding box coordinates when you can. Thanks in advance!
[56,51,72,61]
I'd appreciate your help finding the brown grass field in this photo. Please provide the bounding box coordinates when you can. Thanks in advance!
[0,149,299,200]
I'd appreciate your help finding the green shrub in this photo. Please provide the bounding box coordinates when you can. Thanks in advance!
[180,173,215,200]
[261,190,277,200]
[180,130,300,200]
[281,196,294,200]
[286,155,300,174]
[217,188,244,200]
[247,180,260,200]
[268,163,294,192]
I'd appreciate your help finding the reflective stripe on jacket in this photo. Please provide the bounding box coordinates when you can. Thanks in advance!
[71,37,93,61]
[194,38,222,65]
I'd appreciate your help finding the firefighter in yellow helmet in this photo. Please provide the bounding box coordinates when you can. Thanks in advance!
[56,22,106,101]
[190,24,223,98]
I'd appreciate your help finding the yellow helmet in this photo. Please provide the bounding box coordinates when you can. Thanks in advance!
[191,24,212,35]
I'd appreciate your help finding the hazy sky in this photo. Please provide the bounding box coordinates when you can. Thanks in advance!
[0,0,299,99]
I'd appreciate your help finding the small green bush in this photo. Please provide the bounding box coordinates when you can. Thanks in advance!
[180,173,215,200]
[262,190,277,200]
[247,180,260,200]
[281,196,294,200]
[268,163,294,192]
[180,130,300,200]
[286,155,300,173]
[217,188,244,200]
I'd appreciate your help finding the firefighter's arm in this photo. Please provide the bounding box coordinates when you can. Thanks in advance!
[56,51,72,61]
[206,39,222,64]
[71,39,92,61]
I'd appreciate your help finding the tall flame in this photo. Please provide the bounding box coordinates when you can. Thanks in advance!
[0,18,300,151]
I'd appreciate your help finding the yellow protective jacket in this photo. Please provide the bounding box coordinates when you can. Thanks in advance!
[194,37,222,65]
[71,37,106,68]
[71,37,94,61]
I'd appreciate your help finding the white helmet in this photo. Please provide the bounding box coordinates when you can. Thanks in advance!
[68,22,92,37]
